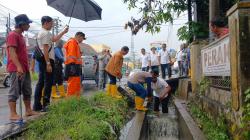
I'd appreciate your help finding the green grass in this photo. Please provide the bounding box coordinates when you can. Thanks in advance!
[188,102,229,140]
[24,93,129,140]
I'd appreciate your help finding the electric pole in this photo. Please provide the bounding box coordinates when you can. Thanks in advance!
[130,33,135,69]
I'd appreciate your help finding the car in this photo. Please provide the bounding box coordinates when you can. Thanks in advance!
[81,55,96,80]
[0,60,10,87]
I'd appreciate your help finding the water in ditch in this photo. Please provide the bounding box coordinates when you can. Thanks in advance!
[140,106,179,140]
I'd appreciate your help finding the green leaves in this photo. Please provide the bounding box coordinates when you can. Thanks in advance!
[123,0,187,34]
[177,21,209,42]
[188,102,230,140]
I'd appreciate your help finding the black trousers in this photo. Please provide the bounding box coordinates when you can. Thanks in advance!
[153,95,171,113]
[53,61,63,85]
[33,59,54,111]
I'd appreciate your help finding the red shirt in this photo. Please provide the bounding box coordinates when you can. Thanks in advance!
[6,31,29,72]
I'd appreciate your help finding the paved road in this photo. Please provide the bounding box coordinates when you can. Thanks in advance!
[0,80,98,126]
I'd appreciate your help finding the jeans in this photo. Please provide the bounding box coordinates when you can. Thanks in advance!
[160,64,170,79]
[154,95,171,113]
[127,82,147,98]
[53,61,63,85]
[151,65,159,72]
[142,66,149,72]
[108,73,116,85]
[33,59,54,111]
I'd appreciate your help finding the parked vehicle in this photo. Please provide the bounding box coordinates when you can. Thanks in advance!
[0,60,10,87]
[81,56,96,80]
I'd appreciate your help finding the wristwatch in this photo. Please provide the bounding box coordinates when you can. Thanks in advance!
[46,61,50,65]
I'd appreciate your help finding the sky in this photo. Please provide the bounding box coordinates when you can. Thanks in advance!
[0,0,187,55]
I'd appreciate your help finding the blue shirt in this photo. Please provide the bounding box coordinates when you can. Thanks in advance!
[54,47,64,62]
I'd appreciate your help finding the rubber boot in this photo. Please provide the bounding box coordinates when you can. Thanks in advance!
[110,85,122,99]
[58,85,66,97]
[51,86,60,98]
[106,84,111,96]
[134,96,147,111]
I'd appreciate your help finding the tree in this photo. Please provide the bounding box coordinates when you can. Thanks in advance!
[123,0,187,34]
[124,0,237,42]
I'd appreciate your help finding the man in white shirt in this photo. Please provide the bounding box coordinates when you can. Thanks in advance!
[158,44,171,79]
[33,16,68,112]
[152,76,171,115]
[150,47,160,71]
[176,44,183,76]
[140,48,150,72]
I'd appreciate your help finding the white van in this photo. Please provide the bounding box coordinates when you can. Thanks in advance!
[0,60,10,87]
[81,56,96,80]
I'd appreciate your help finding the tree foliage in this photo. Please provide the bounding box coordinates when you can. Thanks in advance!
[123,0,187,33]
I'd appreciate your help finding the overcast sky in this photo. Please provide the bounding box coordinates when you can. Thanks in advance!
[0,0,187,54]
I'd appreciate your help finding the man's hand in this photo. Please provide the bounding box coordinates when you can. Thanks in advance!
[46,64,52,73]
[30,67,35,73]
[17,65,24,76]
[159,93,168,101]
[63,25,69,34]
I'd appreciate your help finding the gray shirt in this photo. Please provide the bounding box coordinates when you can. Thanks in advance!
[98,54,107,70]
[37,28,54,60]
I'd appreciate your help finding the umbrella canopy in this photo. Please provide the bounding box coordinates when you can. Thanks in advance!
[46,0,102,22]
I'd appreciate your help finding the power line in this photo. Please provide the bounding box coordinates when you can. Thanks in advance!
[69,25,124,29]
[88,30,129,38]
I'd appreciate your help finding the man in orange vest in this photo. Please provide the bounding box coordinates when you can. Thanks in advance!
[64,32,85,97]
[105,46,129,98]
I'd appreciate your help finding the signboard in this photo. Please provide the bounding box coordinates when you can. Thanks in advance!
[201,36,230,76]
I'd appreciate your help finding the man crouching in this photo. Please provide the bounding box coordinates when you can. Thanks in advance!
[152,76,171,116]
[127,70,159,111]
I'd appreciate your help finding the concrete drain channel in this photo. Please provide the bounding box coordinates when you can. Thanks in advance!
[120,99,206,140]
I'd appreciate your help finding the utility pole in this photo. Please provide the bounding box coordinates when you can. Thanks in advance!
[209,0,220,41]
[5,13,11,37]
[187,0,193,43]
[130,33,135,69]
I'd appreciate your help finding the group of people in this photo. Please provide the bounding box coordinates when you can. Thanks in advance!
[140,43,174,79]
[102,45,171,115]
[96,49,112,90]
[6,14,88,120]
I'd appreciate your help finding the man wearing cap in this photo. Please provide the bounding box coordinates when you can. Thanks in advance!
[6,14,38,120]
[149,47,160,71]
[33,16,68,111]
[64,32,85,97]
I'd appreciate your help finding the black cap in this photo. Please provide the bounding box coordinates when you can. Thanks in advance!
[15,14,32,26]
[41,16,53,25]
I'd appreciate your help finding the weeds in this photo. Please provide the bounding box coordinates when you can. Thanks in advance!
[24,93,129,140]
[188,102,229,140]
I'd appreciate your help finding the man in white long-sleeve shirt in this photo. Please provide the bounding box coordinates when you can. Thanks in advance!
[140,48,150,72]
[150,47,160,72]
[158,44,171,79]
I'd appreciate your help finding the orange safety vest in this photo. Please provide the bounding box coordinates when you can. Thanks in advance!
[64,38,82,65]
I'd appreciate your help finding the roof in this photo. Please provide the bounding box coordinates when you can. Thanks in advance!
[80,43,97,56]
[91,44,111,53]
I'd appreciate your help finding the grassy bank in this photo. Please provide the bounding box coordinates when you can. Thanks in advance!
[188,102,229,140]
[24,93,130,140]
